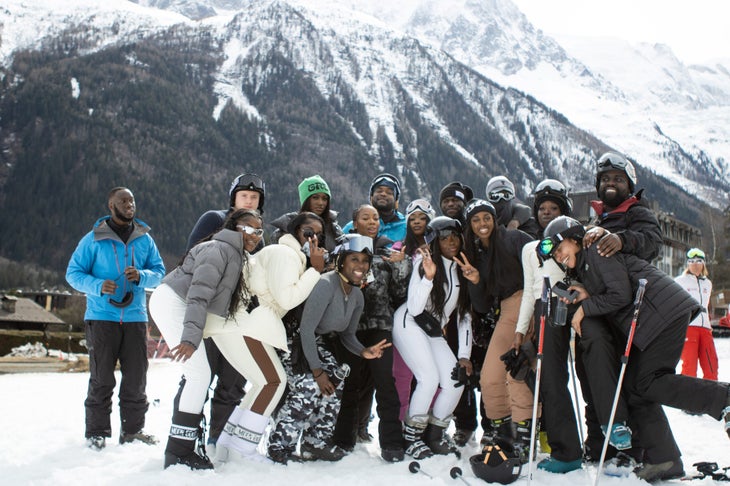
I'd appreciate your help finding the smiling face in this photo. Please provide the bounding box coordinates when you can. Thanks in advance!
[437,232,462,260]
[353,205,380,240]
[340,252,371,286]
[469,210,494,245]
[370,185,396,214]
[237,215,263,253]
[598,170,631,209]
[552,238,582,269]
[109,188,135,225]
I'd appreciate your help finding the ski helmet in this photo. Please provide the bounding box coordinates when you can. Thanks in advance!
[369,173,401,201]
[538,216,585,260]
[332,234,374,275]
[469,439,522,485]
[485,176,515,203]
[424,216,462,246]
[229,173,266,212]
[464,198,496,223]
[532,179,572,217]
[406,198,436,222]
[595,152,637,194]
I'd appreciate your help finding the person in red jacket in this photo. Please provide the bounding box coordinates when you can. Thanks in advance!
[674,248,718,380]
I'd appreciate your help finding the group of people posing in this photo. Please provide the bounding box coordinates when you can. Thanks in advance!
[66,151,730,483]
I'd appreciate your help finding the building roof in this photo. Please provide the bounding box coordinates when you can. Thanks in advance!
[0,296,64,325]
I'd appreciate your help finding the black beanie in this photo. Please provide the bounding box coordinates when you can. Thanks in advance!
[439,181,474,204]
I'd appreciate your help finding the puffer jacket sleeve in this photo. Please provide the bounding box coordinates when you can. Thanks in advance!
[181,243,232,347]
[617,205,662,262]
[135,235,165,289]
[266,247,321,312]
[579,248,633,318]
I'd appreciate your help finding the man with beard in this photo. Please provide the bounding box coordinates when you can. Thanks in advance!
[343,173,406,243]
[575,151,663,464]
[439,181,473,224]
[67,187,166,451]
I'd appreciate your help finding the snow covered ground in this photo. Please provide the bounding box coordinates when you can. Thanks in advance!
[2,339,730,485]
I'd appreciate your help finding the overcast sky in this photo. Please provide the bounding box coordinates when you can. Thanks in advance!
[512,0,730,64]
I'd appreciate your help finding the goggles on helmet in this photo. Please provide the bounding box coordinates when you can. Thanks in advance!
[406,199,436,220]
[686,248,705,260]
[231,173,265,193]
[487,190,513,203]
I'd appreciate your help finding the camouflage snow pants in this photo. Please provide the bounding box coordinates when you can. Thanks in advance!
[267,340,344,456]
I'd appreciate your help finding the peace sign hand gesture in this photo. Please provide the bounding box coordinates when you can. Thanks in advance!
[453,252,480,284]
[418,247,436,280]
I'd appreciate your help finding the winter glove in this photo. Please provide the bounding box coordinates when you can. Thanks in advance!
[500,348,530,381]
[451,362,479,388]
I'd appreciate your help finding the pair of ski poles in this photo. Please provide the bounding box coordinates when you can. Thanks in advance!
[525,276,647,486]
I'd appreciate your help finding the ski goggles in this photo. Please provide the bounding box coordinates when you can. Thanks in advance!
[533,180,567,198]
[687,258,705,264]
[231,173,265,193]
[406,199,436,220]
[537,237,556,258]
[237,225,264,237]
[686,248,705,260]
[597,155,631,171]
[487,190,513,203]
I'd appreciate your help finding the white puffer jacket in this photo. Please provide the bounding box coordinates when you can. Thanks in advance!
[204,233,321,350]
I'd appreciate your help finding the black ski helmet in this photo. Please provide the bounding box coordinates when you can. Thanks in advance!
[424,216,462,246]
[532,179,572,218]
[469,439,522,485]
[229,173,266,212]
[538,216,586,260]
[369,173,401,201]
[332,234,374,276]
[595,152,637,194]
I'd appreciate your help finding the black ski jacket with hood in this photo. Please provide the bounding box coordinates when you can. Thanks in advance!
[572,245,701,351]
[590,190,662,263]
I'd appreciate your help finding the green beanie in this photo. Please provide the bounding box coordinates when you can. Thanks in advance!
[298,175,331,206]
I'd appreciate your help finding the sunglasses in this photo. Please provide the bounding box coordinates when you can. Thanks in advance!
[687,258,705,264]
[302,227,325,242]
[538,238,556,257]
[487,190,513,203]
[237,225,264,237]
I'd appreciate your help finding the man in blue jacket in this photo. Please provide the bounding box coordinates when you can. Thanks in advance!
[66,187,166,451]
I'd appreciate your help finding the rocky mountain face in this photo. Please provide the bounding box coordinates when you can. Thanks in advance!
[0,0,718,279]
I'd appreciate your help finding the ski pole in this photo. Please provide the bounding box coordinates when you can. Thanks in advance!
[568,328,585,448]
[593,279,647,486]
[409,461,433,479]
[450,466,472,485]
[526,276,551,486]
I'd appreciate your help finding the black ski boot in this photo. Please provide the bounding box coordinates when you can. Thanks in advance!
[481,416,512,446]
[403,415,433,459]
[300,441,348,462]
[164,411,213,470]
[512,418,533,464]
[424,415,459,456]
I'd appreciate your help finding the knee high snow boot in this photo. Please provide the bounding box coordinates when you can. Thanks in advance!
[215,407,271,464]
[424,415,458,456]
[403,415,433,459]
[164,410,213,470]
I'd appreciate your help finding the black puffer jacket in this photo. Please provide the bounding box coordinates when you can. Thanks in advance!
[573,245,701,351]
[359,235,412,331]
[590,190,662,262]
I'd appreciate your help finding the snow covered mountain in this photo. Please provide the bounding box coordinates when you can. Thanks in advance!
[0,0,725,273]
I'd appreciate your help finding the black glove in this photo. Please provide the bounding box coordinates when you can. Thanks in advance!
[499,348,530,381]
[451,362,479,388]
